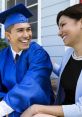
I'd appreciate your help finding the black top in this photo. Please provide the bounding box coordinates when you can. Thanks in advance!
[60,56,82,104]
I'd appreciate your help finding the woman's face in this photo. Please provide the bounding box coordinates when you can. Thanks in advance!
[58,15,82,48]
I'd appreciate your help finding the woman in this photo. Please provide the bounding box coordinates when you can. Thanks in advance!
[21,3,82,117]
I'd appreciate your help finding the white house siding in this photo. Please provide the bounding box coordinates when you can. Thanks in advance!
[41,0,70,64]
[0,0,2,11]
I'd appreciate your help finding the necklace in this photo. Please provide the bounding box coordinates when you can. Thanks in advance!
[72,52,82,60]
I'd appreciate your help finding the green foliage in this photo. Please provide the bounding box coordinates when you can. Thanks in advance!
[0,39,8,49]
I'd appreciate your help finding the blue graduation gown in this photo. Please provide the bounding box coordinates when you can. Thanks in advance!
[0,42,54,117]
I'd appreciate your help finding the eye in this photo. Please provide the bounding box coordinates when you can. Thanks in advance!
[61,23,65,27]
[26,27,32,32]
[58,24,65,29]
[17,29,24,32]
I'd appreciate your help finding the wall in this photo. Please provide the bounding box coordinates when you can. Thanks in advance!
[41,0,70,64]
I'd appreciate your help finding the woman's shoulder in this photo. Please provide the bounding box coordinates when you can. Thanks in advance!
[64,47,74,56]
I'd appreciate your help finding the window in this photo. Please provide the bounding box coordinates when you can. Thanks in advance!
[29,5,37,22]
[28,5,38,39]
[27,0,38,39]
[16,0,25,5]
[31,22,37,39]
[27,0,37,6]
[7,0,15,9]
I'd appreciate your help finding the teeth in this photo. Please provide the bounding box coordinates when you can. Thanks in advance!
[22,40,28,43]
[63,36,67,40]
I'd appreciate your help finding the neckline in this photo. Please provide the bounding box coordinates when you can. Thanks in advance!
[72,51,82,60]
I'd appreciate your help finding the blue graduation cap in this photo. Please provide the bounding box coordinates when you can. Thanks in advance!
[0,4,33,29]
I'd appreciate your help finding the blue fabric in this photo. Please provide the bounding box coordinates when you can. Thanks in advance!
[0,42,54,117]
[0,4,32,29]
[5,13,28,30]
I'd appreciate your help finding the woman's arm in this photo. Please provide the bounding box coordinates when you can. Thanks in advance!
[21,104,64,117]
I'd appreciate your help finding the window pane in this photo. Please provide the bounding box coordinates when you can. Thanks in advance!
[16,0,25,5]
[29,5,37,22]
[7,0,15,9]
[27,0,37,6]
[31,23,37,39]
[28,5,38,39]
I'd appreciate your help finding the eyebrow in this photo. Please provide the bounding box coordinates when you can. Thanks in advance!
[16,26,31,30]
[59,20,65,26]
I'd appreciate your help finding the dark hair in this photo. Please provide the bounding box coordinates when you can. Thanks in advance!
[5,25,14,33]
[57,3,82,25]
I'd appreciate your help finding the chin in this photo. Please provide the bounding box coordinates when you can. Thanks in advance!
[23,46,29,50]
[65,43,72,47]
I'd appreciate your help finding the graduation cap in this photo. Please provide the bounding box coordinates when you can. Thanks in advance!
[0,3,33,29]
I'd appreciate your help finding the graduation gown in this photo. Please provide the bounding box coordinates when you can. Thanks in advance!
[0,42,54,117]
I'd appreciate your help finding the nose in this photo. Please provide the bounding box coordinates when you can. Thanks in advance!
[23,31,29,38]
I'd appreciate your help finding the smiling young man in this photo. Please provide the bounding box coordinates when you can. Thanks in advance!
[0,4,54,117]
[6,23,32,52]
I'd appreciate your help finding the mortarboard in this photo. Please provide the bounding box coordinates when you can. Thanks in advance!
[0,4,33,29]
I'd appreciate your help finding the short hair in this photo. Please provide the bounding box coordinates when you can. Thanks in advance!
[57,3,82,25]
[5,25,14,33]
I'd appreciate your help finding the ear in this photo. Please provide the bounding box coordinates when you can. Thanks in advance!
[5,32,11,41]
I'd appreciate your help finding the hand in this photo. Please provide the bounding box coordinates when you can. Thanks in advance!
[21,106,33,117]
[20,104,39,117]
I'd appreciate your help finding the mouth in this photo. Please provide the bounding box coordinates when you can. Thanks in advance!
[62,35,68,41]
[19,40,30,47]
[21,40,29,43]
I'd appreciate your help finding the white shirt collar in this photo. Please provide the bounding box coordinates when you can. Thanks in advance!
[10,46,22,59]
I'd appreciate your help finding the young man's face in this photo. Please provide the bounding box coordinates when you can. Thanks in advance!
[6,23,32,52]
